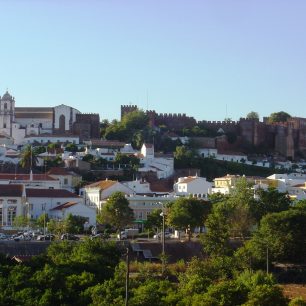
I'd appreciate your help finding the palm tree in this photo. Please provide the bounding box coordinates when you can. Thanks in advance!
[19,145,38,170]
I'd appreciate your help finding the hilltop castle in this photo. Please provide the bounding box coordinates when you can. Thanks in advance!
[0,91,100,144]
[121,105,306,160]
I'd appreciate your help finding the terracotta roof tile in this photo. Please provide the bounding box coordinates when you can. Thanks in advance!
[179,177,197,184]
[0,184,24,197]
[86,180,117,190]
[47,167,77,176]
[90,140,125,147]
[26,188,80,198]
[50,201,78,210]
[0,173,57,181]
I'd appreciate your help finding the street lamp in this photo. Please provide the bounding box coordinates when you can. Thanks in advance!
[25,201,31,231]
[42,203,46,236]
[159,202,166,275]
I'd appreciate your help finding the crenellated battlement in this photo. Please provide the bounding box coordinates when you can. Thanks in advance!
[156,113,189,119]
[198,120,239,126]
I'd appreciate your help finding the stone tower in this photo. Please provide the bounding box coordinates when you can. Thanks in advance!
[0,91,15,137]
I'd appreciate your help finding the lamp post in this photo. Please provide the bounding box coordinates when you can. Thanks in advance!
[160,205,166,275]
[42,203,46,236]
[25,201,30,231]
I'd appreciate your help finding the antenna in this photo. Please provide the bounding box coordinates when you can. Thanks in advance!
[146,89,149,111]
[226,104,228,118]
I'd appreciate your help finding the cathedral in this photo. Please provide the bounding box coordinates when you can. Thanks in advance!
[0,91,100,144]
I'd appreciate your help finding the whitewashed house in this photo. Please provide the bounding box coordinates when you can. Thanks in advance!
[0,172,60,189]
[137,143,174,179]
[0,184,25,228]
[47,167,82,192]
[25,188,83,220]
[173,175,212,198]
[83,179,134,210]
[49,201,96,226]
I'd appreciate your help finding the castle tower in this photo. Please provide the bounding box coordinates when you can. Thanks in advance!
[0,91,15,137]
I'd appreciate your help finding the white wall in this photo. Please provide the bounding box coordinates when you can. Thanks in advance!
[49,203,96,226]
[27,196,83,219]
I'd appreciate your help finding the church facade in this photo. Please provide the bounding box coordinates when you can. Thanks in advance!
[0,91,100,144]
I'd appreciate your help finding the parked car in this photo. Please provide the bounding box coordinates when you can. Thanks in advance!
[61,234,80,241]
[153,232,172,239]
[0,233,8,240]
[14,234,32,242]
[37,234,55,241]
[90,232,110,240]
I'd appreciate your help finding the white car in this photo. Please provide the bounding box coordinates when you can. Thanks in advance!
[153,232,172,239]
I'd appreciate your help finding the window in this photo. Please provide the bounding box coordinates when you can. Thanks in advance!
[7,199,17,204]
[64,178,68,185]
[3,123,6,128]
[0,208,2,224]
[7,206,17,226]
[4,103,7,109]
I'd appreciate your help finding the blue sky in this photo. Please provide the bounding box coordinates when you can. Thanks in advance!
[0,0,305,121]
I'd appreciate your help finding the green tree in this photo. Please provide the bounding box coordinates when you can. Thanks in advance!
[36,213,49,229]
[251,188,291,222]
[97,192,134,238]
[246,112,259,120]
[243,284,288,306]
[202,206,232,256]
[121,110,149,130]
[203,178,255,256]
[13,215,31,228]
[144,208,163,233]
[63,214,88,234]
[130,279,177,306]
[65,143,78,152]
[247,209,306,263]
[167,197,211,240]
[19,145,38,169]
[268,111,291,123]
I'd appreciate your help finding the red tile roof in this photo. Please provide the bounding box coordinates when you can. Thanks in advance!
[26,188,80,198]
[0,173,57,181]
[90,139,125,147]
[50,201,78,210]
[0,184,24,197]
[86,180,117,190]
[47,167,76,176]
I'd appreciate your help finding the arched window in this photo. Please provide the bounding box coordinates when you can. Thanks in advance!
[59,114,65,132]
[4,103,7,110]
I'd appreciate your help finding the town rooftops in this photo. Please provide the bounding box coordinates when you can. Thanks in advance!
[0,173,57,181]
[178,176,197,184]
[48,167,78,176]
[50,201,78,210]
[89,139,125,148]
[85,179,117,190]
[26,188,80,198]
[0,184,24,197]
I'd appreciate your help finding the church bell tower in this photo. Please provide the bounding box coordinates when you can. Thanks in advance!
[0,91,15,137]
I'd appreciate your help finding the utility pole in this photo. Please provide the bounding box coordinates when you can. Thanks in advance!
[125,247,129,306]
[160,210,165,275]
[266,246,269,274]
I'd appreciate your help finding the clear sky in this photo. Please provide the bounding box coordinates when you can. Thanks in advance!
[0,0,305,122]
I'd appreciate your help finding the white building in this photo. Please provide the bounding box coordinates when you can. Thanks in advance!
[137,143,174,179]
[25,188,83,220]
[126,193,175,225]
[0,91,88,145]
[174,175,212,198]
[0,173,60,189]
[49,201,96,226]
[84,179,133,210]
[47,167,82,192]
[0,184,26,228]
